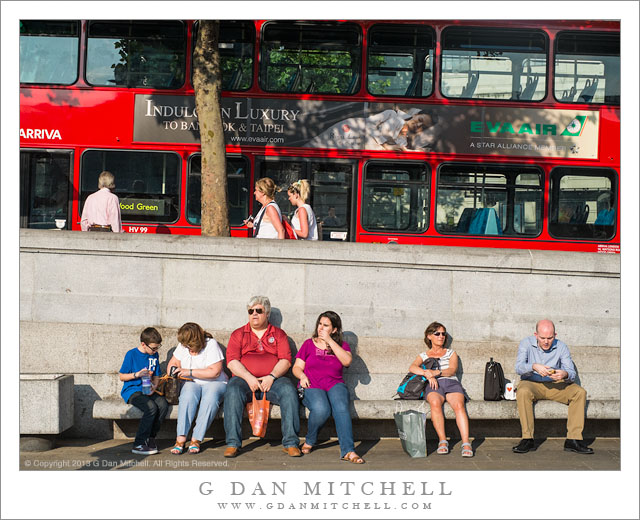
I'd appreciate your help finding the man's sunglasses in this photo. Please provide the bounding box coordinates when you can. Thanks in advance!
[248,308,265,315]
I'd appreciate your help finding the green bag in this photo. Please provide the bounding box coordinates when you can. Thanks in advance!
[394,409,427,458]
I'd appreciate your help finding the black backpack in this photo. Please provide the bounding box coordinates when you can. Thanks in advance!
[484,357,506,401]
[396,358,439,400]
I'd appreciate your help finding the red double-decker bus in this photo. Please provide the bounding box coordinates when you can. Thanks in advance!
[19,19,620,252]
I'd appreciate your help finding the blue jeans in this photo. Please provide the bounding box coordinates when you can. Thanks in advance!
[128,392,169,446]
[223,376,300,448]
[177,380,227,441]
[302,383,355,457]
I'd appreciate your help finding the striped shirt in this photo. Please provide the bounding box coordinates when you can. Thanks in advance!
[420,348,458,381]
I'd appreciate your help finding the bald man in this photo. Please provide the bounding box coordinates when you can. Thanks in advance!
[512,320,593,454]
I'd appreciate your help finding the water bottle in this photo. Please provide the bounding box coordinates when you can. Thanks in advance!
[141,373,152,395]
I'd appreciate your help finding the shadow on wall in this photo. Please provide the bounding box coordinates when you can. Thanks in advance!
[69,384,112,440]
[343,331,371,401]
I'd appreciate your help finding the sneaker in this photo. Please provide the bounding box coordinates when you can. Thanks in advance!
[146,438,158,451]
[132,443,158,455]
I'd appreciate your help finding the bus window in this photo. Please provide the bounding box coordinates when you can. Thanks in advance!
[549,168,617,240]
[367,24,434,98]
[441,27,546,101]
[20,150,72,229]
[260,21,361,95]
[19,20,79,85]
[554,32,620,105]
[436,164,543,236]
[192,21,254,91]
[362,161,429,233]
[186,155,250,226]
[86,21,186,89]
[80,150,181,223]
[310,162,354,241]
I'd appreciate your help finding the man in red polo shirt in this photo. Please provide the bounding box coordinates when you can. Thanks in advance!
[223,296,301,457]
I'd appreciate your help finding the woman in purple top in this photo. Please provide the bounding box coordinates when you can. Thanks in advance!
[292,311,364,464]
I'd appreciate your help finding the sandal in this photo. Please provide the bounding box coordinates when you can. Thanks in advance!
[461,442,474,458]
[188,440,201,454]
[437,440,449,455]
[341,451,365,464]
[301,443,313,455]
[170,441,185,455]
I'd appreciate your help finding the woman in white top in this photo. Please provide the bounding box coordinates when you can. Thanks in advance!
[287,179,318,240]
[407,321,473,457]
[167,322,228,454]
[244,177,285,239]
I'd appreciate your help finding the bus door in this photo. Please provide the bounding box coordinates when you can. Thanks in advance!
[20,150,73,230]
[256,157,356,241]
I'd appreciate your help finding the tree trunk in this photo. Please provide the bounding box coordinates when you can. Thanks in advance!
[192,20,229,237]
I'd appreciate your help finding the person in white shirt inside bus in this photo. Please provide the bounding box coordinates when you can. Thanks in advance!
[80,170,123,232]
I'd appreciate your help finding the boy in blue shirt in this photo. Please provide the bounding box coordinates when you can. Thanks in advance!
[119,327,168,455]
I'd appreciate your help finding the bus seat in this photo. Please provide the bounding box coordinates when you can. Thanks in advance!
[468,208,489,234]
[345,73,359,94]
[520,75,539,100]
[456,208,477,232]
[306,80,316,93]
[404,73,419,97]
[484,208,503,235]
[569,203,590,224]
[286,65,302,92]
[594,209,615,226]
[461,72,479,98]
[228,67,243,90]
[578,78,598,103]
[560,85,577,102]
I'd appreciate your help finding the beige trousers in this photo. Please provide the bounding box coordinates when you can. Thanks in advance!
[516,380,587,440]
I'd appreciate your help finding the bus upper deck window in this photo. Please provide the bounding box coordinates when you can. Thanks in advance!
[441,27,547,101]
[260,21,361,95]
[86,21,186,89]
[367,23,434,98]
[20,20,79,85]
[554,32,619,105]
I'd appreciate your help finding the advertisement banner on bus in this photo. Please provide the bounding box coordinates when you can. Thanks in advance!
[134,95,599,159]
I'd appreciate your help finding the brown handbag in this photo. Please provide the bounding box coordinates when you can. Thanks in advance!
[246,391,271,437]
[155,373,193,405]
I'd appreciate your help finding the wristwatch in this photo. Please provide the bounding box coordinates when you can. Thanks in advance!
[269,373,277,380]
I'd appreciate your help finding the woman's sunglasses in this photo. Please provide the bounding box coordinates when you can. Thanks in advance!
[431,332,446,337]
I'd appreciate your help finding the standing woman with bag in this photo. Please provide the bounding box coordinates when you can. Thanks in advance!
[167,322,228,454]
[287,180,318,240]
[244,177,285,239]
[292,311,364,464]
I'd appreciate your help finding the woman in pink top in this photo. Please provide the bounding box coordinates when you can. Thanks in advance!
[292,311,364,464]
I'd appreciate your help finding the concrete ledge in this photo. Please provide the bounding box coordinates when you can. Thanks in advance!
[20,374,74,434]
[93,397,620,421]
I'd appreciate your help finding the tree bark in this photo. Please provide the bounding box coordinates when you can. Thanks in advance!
[192,20,229,236]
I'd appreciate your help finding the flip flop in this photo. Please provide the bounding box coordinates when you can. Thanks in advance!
[188,440,201,454]
[170,441,185,455]
[437,440,449,454]
[301,443,313,455]
[341,451,365,464]
[461,442,474,457]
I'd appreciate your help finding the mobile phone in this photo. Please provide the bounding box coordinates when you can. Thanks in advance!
[247,215,254,221]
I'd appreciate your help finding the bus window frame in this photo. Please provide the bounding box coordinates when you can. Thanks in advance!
[20,148,74,229]
[85,20,187,90]
[440,25,548,102]
[186,153,251,226]
[79,148,183,225]
[191,20,255,92]
[255,155,357,241]
[19,20,81,86]
[360,159,430,234]
[434,161,545,238]
[553,30,620,106]
[366,22,436,99]
[259,20,362,96]
[547,166,618,241]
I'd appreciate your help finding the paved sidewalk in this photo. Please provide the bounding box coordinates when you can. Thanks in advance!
[20,437,619,471]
